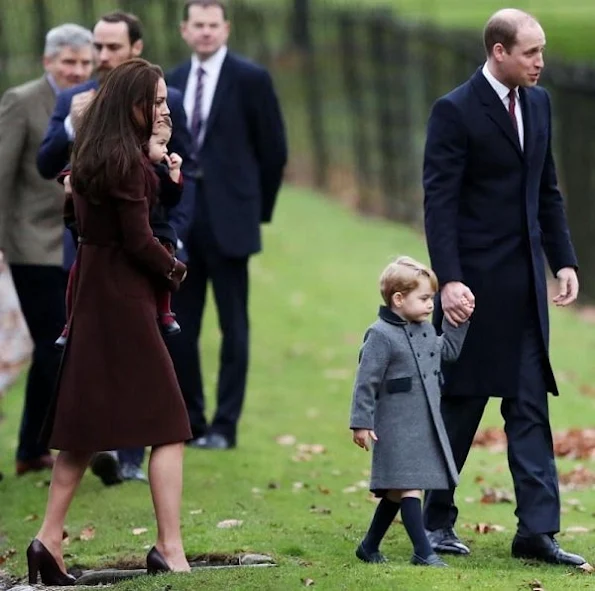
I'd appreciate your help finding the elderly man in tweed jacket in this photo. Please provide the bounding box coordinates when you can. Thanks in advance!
[0,23,93,476]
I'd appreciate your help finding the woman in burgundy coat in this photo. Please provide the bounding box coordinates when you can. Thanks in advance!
[26,59,192,586]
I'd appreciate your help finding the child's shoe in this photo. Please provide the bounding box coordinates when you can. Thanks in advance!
[355,542,388,564]
[54,326,69,349]
[410,552,448,567]
[159,313,181,336]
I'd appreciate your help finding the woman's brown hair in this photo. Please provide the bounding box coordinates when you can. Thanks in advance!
[71,58,163,201]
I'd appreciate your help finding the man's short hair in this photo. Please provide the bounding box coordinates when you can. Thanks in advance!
[183,0,229,21]
[99,11,143,45]
[483,10,537,55]
[44,23,93,58]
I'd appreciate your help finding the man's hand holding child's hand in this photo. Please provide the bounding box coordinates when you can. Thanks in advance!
[353,429,378,451]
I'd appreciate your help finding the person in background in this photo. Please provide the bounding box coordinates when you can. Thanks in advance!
[0,23,93,477]
[166,0,287,450]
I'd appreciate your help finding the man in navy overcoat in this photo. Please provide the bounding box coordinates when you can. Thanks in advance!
[423,8,586,566]
[166,0,287,450]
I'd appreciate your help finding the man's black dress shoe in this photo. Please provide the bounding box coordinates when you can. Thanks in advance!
[90,451,123,486]
[355,542,388,563]
[410,552,448,567]
[426,527,470,555]
[512,533,587,566]
[189,433,235,450]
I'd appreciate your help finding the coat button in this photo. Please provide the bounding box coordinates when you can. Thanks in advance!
[423,332,427,337]
[423,373,426,379]
[430,352,435,357]
[417,352,421,358]
[409,332,413,337]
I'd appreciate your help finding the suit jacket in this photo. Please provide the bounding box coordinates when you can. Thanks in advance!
[167,52,287,258]
[0,76,64,265]
[423,68,577,399]
[37,79,196,268]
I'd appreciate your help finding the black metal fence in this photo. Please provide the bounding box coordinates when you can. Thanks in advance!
[2,0,595,296]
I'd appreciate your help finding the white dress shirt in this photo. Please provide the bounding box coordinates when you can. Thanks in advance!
[482,63,524,150]
[183,45,228,146]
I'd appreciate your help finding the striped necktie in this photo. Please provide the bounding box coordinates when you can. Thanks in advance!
[190,66,205,148]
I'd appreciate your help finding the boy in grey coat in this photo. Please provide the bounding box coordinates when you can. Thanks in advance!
[350,256,472,567]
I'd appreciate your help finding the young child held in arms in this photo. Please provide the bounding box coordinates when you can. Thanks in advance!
[55,118,184,348]
[349,256,473,567]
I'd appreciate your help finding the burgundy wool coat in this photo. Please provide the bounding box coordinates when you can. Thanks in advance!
[46,160,191,451]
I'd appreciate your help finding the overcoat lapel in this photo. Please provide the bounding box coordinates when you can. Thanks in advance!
[470,69,523,158]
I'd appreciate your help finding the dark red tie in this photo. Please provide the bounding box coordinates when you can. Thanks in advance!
[508,89,518,132]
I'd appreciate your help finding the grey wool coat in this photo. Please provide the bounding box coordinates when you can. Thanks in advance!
[350,306,469,493]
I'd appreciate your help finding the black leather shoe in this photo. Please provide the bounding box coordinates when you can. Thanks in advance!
[512,534,586,566]
[54,333,68,349]
[27,539,76,585]
[159,314,181,336]
[90,451,123,486]
[192,433,235,450]
[426,527,470,555]
[355,542,388,563]
[410,552,448,567]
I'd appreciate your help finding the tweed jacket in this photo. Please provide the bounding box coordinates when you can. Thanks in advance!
[0,76,63,265]
[350,306,469,492]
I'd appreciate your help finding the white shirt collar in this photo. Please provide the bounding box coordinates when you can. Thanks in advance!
[482,62,518,101]
[191,45,228,76]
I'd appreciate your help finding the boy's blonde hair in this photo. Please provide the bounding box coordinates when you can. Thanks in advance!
[379,256,438,306]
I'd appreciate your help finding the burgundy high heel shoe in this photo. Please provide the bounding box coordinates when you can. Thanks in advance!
[146,546,171,574]
[26,539,76,586]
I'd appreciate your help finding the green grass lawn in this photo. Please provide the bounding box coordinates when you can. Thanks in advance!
[2,185,595,590]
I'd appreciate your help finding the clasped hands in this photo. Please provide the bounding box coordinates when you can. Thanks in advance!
[442,267,579,327]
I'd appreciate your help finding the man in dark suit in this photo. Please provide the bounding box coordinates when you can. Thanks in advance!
[37,11,195,484]
[0,24,94,477]
[422,9,585,566]
[166,0,287,450]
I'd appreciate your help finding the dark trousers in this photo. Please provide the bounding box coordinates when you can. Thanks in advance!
[118,447,145,466]
[167,191,249,444]
[424,314,560,536]
[11,264,67,462]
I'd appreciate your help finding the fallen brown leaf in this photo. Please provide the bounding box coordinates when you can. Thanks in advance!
[217,519,243,529]
[132,527,148,535]
[302,578,315,587]
[529,580,545,591]
[342,486,358,494]
[559,465,595,490]
[467,523,505,534]
[189,509,204,515]
[276,434,296,446]
[317,485,331,495]
[480,487,514,504]
[78,526,95,541]
[565,526,590,534]
[267,481,280,489]
[24,514,38,522]
[0,548,16,566]
[309,506,331,515]
[578,562,595,573]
